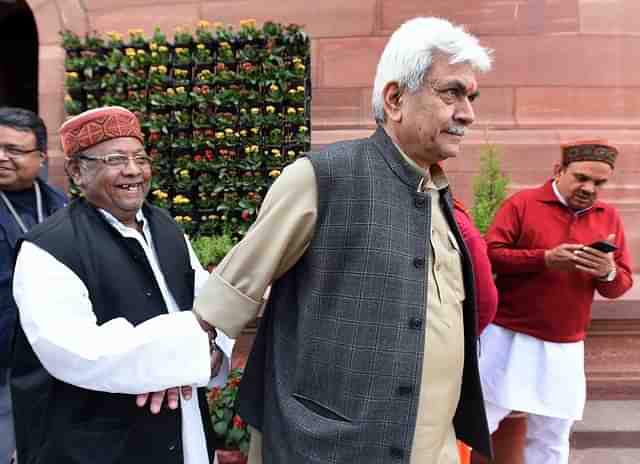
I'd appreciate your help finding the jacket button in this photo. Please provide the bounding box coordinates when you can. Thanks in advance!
[168,442,177,451]
[390,446,405,459]
[414,197,425,208]
[397,385,414,396]
[145,290,152,297]
[413,257,425,268]
[409,318,423,330]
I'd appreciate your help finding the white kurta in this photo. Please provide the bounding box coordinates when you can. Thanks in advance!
[13,209,234,464]
[479,324,585,420]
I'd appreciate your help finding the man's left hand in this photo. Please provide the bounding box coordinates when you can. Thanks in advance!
[573,236,616,278]
[136,386,193,414]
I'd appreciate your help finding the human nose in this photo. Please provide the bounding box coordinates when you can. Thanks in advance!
[581,181,596,194]
[454,97,475,126]
[0,145,9,161]
[121,156,143,175]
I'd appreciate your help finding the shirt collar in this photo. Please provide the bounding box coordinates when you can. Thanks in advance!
[98,208,148,236]
[390,138,449,191]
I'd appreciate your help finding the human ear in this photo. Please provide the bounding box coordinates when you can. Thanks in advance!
[383,82,403,123]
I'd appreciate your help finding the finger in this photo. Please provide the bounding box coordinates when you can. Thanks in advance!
[181,385,193,401]
[136,393,150,408]
[211,349,224,377]
[575,264,600,276]
[166,387,180,410]
[150,390,166,415]
[561,244,584,251]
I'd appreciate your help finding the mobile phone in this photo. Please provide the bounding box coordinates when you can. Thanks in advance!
[587,240,618,253]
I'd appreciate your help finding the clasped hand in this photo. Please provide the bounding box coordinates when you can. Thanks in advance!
[544,234,615,278]
[136,311,224,414]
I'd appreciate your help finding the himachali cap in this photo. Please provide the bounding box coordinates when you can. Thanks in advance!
[561,139,618,169]
[60,106,144,157]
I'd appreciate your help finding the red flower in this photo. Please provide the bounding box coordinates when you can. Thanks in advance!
[216,63,225,72]
[241,62,253,72]
[232,415,244,429]
[207,387,221,401]
[241,210,250,222]
[194,155,203,161]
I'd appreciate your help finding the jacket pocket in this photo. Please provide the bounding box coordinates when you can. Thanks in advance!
[291,393,352,423]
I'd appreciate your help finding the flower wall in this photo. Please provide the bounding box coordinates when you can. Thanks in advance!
[61,20,311,237]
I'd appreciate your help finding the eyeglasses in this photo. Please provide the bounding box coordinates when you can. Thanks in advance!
[0,144,40,158]
[78,153,153,167]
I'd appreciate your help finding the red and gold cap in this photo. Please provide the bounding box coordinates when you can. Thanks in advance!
[561,140,618,169]
[60,106,144,157]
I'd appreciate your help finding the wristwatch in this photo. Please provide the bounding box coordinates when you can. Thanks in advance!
[599,267,617,282]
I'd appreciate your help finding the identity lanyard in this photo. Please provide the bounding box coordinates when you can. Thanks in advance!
[0,181,44,234]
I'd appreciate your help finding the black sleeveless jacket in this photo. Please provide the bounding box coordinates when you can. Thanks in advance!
[11,200,214,464]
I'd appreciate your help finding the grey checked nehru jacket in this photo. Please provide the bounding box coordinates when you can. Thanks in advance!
[237,127,492,463]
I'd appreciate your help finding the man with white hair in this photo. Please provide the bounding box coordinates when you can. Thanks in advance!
[193,16,493,463]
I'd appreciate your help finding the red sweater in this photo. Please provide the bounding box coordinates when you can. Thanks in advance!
[486,180,633,342]
[453,201,498,333]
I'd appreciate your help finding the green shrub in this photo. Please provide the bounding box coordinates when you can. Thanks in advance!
[190,234,236,269]
[471,142,509,235]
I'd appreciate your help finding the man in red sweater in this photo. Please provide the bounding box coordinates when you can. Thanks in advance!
[479,140,633,464]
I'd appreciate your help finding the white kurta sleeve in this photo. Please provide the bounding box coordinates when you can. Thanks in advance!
[186,235,235,387]
[13,241,212,394]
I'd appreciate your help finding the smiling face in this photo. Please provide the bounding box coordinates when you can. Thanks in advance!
[75,137,151,227]
[385,54,478,169]
[555,160,613,210]
[0,125,44,191]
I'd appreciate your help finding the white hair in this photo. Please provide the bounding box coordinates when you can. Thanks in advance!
[371,17,493,124]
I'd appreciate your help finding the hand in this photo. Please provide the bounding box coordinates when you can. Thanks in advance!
[544,243,584,271]
[574,234,616,278]
[136,385,194,414]
[193,311,224,377]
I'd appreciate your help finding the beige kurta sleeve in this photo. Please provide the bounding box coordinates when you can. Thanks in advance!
[193,158,318,337]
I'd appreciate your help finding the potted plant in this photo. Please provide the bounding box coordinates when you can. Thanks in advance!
[207,368,250,463]
[190,234,235,271]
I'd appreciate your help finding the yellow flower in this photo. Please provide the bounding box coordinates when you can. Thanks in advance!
[179,169,189,177]
[224,128,234,135]
[220,41,230,49]
[184,216,192,222]
[208,214,218,220]
[212,21,224,29]
[297,86,305,92]
[175,215,183,222]
[269,84,279,92]
[158,65,167,74]
[297,107,305,113]
[269,169,281,178]
[295,63,306,72]
[159,45,169,53]
[250,127,259,134]
[166,88,175,96]
[136,49,145,55]
[215,132,224,139]
[66,72,79,79]
[299,126,308,133]
[287,150,296,157]
[197,43,205,50]
[197,20,210,29]
[149,66,158,73]
[149,42,158,51]
[250,107,260,115]
[64,94,72,102]
[287,107,296,114]
[288,89,296,94]
[271,148,281,155]
[176,86,185,94]
[240,129,247,137]
[292,57,302,64]
[151,52,158,58]
[107,31,123,41]
[125,48,136,57]
[266,106,276,114]
[175,69,187,77]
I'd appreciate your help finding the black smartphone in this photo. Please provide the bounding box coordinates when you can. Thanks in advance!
[587,240,618,253]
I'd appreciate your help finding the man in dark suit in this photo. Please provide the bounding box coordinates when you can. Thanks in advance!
[0,107,67,463]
